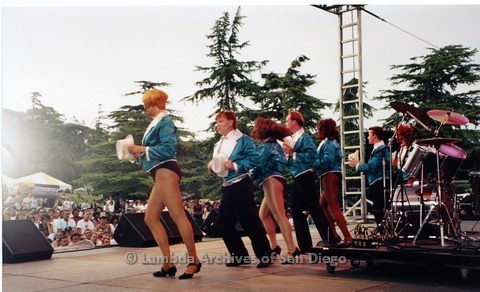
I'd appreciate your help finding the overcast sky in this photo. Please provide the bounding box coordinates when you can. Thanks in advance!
[2,2,480,140]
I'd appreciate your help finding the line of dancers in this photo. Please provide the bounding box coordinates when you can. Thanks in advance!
[129,88,371,279]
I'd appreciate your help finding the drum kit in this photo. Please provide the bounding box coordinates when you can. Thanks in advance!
[385,102,471,247]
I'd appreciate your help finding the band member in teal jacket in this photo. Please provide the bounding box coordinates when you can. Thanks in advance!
[314,118,352,244]
[250,117,300,264]
[128,89,200,279]
[283,111,335,251]
[208,110,272,268]
[349,126,391,225]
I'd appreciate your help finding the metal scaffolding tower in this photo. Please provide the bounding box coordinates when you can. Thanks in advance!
[315,5,368,222]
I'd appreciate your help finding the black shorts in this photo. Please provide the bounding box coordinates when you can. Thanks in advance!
[269,176,286,189]
[150,161,182,182]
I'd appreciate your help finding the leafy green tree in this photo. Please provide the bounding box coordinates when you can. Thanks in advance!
[177,139,224,200]
[182,6,267,123]
[376,45,480,128]
[252,55,329,132]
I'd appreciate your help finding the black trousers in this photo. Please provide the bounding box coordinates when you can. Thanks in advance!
[291,171,335,250]
[216,176,271,259]
[368,179,391,225]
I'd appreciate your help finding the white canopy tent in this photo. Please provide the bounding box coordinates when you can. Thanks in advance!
[14,172,72,194]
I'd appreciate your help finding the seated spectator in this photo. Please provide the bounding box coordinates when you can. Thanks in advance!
[84,229,93,241]
[76,211,95,234]
[53,235,70,248]
[39,214,55,238]
[96,212,112,236]
[54,229,65,241]
[101,236,111,247]
[71,208,82,224]
[92,212,100,225]
[48,208,59,220]
[38,208,47,217]
[135,200,146,212]
[125,200,136,213]
[90,232,101,246]
[16,209,27,219]
[109,215,119,234]
[64,226,74,239]
[70,233,82,244]
[104,199,115,213]
[56,210,76,232]
[3,207,16,220]
[26,210,40,228]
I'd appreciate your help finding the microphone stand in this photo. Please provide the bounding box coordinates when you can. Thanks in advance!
[385,114,408,237]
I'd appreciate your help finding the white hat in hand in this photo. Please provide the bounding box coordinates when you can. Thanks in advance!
[116,134,135,163]
[212,153,229,177]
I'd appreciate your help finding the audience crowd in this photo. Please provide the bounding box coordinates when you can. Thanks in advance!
[3,192,314,250]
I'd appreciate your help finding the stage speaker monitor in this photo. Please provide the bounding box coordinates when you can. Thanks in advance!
[201,208,221,237]
[114,213,156,247]
[114,210,202,247]
[3,220,54,263]
[160,210,203,244]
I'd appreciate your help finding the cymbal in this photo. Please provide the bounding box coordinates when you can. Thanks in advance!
[427,109,469,126]
[390,102,432,131]
[416,137,460,146]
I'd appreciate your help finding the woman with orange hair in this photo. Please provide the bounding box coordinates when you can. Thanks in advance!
[251,117,300,263]
[314,118,352,245]
[128,89,201,279]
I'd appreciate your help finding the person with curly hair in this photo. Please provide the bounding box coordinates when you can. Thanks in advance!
[315,118,352,245]
[251,117,300,263]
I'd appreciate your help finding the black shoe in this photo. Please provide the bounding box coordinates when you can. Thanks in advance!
[281,247,301,265]
[330,236,341,244]
[272,245,281,256]
[256,261,272,268]
[299,248,310,254]
[153,265,177,277]
[256,255,273,268]
[178,263,202,280]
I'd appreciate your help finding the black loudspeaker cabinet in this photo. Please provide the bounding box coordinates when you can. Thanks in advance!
[114,210,203,247]
[200,208,279,238]
[3,220,54,263]
[114,213,156,247]
[201,208,246,238]
[201,208,222,237]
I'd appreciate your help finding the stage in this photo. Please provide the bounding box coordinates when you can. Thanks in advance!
[3,222,480,291]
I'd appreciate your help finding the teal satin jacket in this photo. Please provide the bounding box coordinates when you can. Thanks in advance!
[141,115,178,172]
[250,140,287,185]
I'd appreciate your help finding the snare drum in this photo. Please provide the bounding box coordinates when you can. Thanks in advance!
[401,143,438,180]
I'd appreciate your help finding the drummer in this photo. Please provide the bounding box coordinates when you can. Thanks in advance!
[392,124,416,186]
